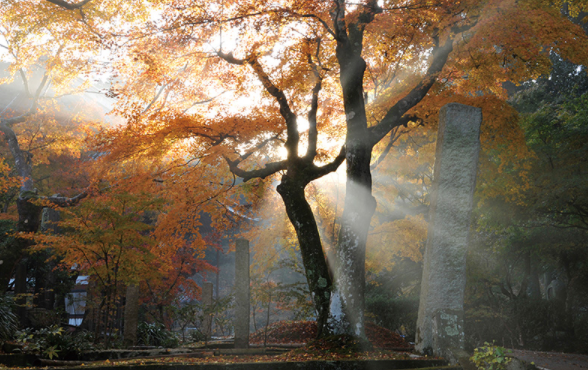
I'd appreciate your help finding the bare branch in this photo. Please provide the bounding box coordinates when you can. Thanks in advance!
[182,90,233,114]
[217,51,246,65]
[19,70,32,98]
[224,156,287,182]
[246,57,299,159]
[304,40,323,161]
[293,13,336,38]
[239,135,282,162]
[309,145,346,181]
[45,0,92,10]
[218,51,299,159]
[370,127,401,170]
[368,38,454,144]
[142,83,169,114]
[45,192,88,207]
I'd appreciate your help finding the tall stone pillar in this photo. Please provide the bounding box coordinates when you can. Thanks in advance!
[41,207,60,233]
[40,207,60,310]
[202,282,213,339]
[234,238,250,348]
[123,284,140,347]
[416,103,482,360]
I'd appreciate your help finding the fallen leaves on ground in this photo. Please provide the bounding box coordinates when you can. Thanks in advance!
[249,321,316,345]
[2,321,417,369]
[249,320,411,350]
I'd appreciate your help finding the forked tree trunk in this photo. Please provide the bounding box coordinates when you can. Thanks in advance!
[327,13,377,338]
[277,174,332,337]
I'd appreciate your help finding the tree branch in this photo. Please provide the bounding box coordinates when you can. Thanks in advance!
[309,145,346,181]
[304,40,323,161]
[370,126,401,170]
[217,51,246,65]
[246,57,299,158]
[224,156,287,182]
[44,192,88,207]
[45,0,92,10]
[182,90,233,114]
[293,13,336,38]
[218,51,299,159]
[368,38,454,144]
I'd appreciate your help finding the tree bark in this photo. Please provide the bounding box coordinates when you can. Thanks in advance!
[276,173,332,337]
[328,3,378,338]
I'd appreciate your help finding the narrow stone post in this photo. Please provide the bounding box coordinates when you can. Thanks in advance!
[234,238,250,348]
[202,282,213,339]
[123,284,140,347]
[40,207,60,310]
[41,207,60,233]
[416,103,482,360]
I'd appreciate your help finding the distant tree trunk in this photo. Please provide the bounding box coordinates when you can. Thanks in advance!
[14,260,28,326]
[0,118,86,295]
[527,254,542,299]
[215,248,220,299]
[263,286,272,348]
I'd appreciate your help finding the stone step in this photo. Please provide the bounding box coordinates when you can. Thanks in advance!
[13,359,456,370]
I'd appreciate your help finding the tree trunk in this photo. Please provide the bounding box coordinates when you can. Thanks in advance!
[276,173,332,337]
[329,145,376,338]
[328,23,377,338]
[0,195,43,293]
[0,116,40,292]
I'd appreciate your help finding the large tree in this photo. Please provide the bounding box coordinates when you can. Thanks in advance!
[36,0,588,339]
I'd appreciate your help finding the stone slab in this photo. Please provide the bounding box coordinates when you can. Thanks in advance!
[416,103,482,359]
[35,359,453,370]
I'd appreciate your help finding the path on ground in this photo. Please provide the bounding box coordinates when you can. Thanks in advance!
[513,349,588,370]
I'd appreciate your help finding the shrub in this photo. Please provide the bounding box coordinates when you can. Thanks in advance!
[470,342,512,370]
[14,326,94,360]
[187,329,206,343]
[0,295,17,341]
[137,322,179,348]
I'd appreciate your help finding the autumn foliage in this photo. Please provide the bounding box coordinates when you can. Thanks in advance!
[1,0,588,350]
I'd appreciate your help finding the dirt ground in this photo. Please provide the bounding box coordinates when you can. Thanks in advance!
[513,349,588,370]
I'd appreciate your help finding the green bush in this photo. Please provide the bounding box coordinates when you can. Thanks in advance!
[15,326,94,360]
[470,342,512,370]
[187,329,206,343]
[0,295,17,341]
[137,322,179,348]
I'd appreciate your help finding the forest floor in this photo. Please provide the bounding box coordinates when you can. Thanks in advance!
[248,320,412,350]
[89,321,424,366]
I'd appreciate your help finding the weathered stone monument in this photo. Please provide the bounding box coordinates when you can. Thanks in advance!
[416,103,482,361]
[202,282,213,339]
[234,238,250,348]
[41,207,60,233]
[40,207,60,310]
[123,284,140,347]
